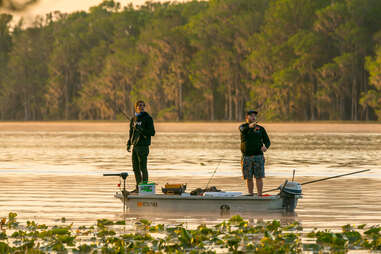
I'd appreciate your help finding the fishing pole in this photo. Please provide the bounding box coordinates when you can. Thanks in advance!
[105,101,147,139]
[204,115,258,190]
[205,156,224,189]
[103,99,131,121]
[262,169,371,193]
[112,104,148,147]
[300,169,370,186]
[116,107,131,121]
[110,105,137,151]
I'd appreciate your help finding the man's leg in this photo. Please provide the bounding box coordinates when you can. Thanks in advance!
[132,148,142,190]
[137,146,149,183]
[246,178,254,195]
[256,178,263,196]
[253,155,265,196]
[242,155,254,195]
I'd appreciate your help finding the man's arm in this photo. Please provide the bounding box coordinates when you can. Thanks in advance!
[138,116,155,137]
[126,118,134,151]
[262,127,271,149]
[239,123,250,134]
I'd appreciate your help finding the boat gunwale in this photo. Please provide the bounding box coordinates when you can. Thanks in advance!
[115,192,284,201]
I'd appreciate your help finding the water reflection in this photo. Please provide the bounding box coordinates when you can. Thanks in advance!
[0,132,380,177]
[0,128,380,229]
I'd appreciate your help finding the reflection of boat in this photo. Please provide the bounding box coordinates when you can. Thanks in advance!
[104,173,302,215]
[124,210,298,222]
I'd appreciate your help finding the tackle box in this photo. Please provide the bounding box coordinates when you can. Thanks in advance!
[162,183,186,195]
[138,182,156,195]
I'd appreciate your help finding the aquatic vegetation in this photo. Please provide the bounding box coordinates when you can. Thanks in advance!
[0,212,380,253]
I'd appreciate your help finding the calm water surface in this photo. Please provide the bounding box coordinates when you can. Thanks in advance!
[0,123,380,230]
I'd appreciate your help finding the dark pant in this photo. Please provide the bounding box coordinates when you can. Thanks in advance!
[132,146,149,187]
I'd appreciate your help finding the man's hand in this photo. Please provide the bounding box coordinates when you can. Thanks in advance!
[261,144,267,152]
[249,122,257,128]
[127,143,131,152]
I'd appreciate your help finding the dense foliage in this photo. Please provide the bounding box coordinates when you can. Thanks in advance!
[1,0,381,121]
[1,213,381,253]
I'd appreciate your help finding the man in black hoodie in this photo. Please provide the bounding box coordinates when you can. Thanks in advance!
[239,110,270,196]
[127,100,155,192]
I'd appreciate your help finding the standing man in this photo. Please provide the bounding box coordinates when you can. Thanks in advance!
[127,100,155,193]
[239,110,270,196]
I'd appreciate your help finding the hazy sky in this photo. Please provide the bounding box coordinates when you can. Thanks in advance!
[15,0,182,24]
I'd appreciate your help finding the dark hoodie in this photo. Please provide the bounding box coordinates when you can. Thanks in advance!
[239,123,270,156]
[127,112,155,147]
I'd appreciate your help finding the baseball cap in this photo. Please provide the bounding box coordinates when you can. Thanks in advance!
[246,110,258,115]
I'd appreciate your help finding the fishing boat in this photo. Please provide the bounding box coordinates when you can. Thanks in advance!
[104,169,370,215]
[104,173,303,214]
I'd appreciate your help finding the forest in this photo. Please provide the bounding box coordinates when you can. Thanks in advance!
[0,0,381,121]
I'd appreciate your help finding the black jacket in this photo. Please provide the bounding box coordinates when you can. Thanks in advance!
[239,123,270,156]
[127,112,155,147]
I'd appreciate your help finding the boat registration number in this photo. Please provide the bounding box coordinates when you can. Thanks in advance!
[137,201,158,207]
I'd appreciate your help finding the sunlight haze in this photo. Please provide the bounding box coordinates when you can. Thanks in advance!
[15,0,186,24]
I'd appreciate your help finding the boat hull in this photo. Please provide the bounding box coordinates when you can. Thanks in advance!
[115,193,300,215]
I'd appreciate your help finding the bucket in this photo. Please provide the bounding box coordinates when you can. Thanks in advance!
[138,182,156,195]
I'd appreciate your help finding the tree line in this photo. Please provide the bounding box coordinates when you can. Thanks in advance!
[0,0,380,121]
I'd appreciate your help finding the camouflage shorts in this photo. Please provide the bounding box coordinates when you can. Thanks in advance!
[241,155,265,179]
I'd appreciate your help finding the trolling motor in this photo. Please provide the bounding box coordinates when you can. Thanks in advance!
[103,172,129,212]
[103,172,129,191]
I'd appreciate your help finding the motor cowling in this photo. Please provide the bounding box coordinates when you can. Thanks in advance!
[282,181,302,195]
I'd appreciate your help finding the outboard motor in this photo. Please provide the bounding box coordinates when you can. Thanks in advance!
[280,181,302,212]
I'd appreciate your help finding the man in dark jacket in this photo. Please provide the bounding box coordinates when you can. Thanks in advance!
[239,110,270,196]
[127,100,155,193]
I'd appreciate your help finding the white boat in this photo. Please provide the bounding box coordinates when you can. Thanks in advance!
[104,173,303,215]
[114,191,301,215]
[104,169,370,216]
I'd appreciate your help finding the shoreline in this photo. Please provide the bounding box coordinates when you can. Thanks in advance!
[0,121,381,133]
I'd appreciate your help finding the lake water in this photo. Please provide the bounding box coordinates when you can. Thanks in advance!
[0,122,380,230]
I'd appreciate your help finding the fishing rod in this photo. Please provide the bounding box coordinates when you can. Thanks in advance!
[202,115,258,190]
[103,99,131,121]
[109,103,148,147]
[116,107,131,121]
[262,169,371,193]
[205,156,224,189]
[300,169,370,186]
[109,105,136,151]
